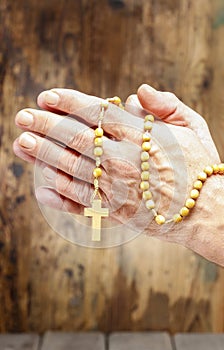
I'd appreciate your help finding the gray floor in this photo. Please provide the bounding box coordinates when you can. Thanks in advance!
[0,332,224,350]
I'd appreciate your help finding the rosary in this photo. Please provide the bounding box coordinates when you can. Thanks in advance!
[84,97,224,241]
[84,97,123,241]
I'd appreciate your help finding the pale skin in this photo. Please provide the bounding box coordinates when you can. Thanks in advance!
[13,84,224,266]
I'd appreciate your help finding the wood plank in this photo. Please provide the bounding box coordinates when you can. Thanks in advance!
[174,333,224,350]
[40,332,105,350]
[1,0,224,335]
[0,334,39,350]
[109,332,173,350]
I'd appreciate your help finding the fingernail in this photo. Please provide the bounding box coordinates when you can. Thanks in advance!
[19,133,36,149]
[45,91,59,105]
[42,167,57,181]
[16,111,33,126]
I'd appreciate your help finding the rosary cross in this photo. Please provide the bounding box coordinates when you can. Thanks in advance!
[84,199,109,241]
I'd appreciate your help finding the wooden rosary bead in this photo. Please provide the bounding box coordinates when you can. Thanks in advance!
[140,181,150,191]
[185,198,195,209]
[141,171,150,181]
[93,168,102,178]
[142,133,151,141]
[141,162,150,171]
[110,96,121,105]
[142,190,152,201]
[190,189,200,199]
[94,137,103,147]
[145,115,155,122]
[141,151,150,161]
[212,164,219,173]
[144,121,153,131]
[95,127,104,137]
[94,147,103,156]
[142,142,151,151]
[180,207,190,217]
[197,171,207,182]
[204,166,213,176]
[173,214,183,223]
[193,180,203,190]
[155,215,166,225]
[219,163,224,174]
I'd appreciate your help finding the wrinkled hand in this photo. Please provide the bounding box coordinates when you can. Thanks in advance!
[13,84,220,237]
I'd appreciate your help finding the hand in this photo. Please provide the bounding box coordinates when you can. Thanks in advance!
[13,85,221,239]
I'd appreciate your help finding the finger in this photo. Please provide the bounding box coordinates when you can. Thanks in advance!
[137,84,220,161]
[16,131,109,188]
[15,108,97,155]
[15,107,143,165]
[35,186,83,214]
[14,135,105,210]
[40,166,109,208]
[37,89,144,141]
[125,94,142,109]
[13,139,36,164]
[13,139,63,175]
[14,139,66,174]
[15,107,143,155]
[124,94,146,118]
[14,136,85,213]
[137,84,188,126]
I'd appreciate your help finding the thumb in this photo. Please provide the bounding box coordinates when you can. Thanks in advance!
[137,84,220,162]
[137,84,187,126]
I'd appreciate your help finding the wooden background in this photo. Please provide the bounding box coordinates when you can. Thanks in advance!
[1,0,224,334]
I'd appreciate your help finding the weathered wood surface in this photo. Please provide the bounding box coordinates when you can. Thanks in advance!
[109,332,173,350]
[0,334,39,350]
[1,0,224,334]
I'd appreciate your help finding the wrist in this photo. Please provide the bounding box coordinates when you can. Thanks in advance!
[169,175,224,265]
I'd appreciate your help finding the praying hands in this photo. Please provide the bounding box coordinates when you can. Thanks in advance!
[13,84,224,266]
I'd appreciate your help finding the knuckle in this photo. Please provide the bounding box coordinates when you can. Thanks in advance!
[63,151,78,175]
[67,128,93,155]
[38,139,53,159]
[38,114,51,134]
[56,174,73,195]
[78,182,92,205]
[56,91,75,113]
[54,171,92,207]
[75,156,92,181]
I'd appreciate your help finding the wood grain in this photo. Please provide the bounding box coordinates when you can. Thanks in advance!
[0,0,224,334]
